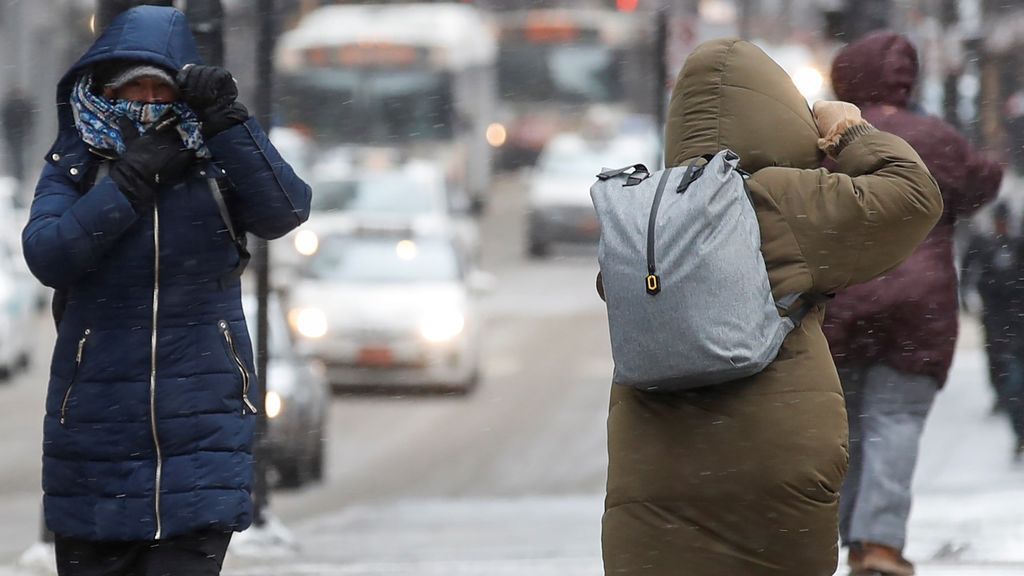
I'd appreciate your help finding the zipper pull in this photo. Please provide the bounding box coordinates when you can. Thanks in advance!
[646,274,661,296]
[242,395,258,415]
[76,329,91,364]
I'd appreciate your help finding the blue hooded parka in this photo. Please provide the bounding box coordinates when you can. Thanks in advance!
[22,6,311,541]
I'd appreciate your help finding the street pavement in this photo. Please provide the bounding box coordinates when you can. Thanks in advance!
[1,174,1023,575]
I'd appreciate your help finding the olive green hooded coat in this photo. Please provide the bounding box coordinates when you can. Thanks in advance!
[601,39,942,575]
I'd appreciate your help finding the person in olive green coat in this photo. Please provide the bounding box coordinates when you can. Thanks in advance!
[600,39,942,576]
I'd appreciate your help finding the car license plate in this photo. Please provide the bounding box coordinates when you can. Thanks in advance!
[358,346,393,367]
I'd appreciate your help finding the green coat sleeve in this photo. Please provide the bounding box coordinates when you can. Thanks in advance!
[753,131,942,294]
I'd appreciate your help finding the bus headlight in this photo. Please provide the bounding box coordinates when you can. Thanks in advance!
[294,230,319,256]
[420,310,465,343]
[486,123,507,148]
[289,308,328,339]
[265,391,283,419]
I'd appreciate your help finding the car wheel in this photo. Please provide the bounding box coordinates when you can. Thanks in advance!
[275,458,304,490]
[15,352,30,372]
[0,365,11,383]
[309,431,326,482]
[527,236,549,259]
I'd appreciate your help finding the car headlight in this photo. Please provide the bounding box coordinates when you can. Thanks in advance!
[486,122,507,148]
[265,391,283,419]
[792,66,825,101]
[294,230,319,256]
[420,310,465,343]
[289,307,328,339]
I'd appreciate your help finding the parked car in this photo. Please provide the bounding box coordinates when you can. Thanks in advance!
[241,291,329,488]
[526,128,659,257]
[287,232,492,393]
[277,157,480,280]
[0,177,36,381]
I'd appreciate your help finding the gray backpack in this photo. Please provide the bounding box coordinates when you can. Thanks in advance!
[591,150,812,392]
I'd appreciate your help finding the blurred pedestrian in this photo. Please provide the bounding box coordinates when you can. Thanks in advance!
[2,86,35,182]
[963,203,1024,459]
[21,6,310,576]
[600,38,941,576]
[824,31,1002,576]
[1004,87,1024,172]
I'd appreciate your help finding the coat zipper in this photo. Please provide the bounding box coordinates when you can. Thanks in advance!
[59,329,91,425]
[220,320,258,415]
[150,204,164,540]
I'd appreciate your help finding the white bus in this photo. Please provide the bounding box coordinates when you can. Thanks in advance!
[275,3,497,211]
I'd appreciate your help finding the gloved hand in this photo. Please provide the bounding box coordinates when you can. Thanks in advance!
[110,115,196,210]
[813,100,869,156]
[176,64,250,137]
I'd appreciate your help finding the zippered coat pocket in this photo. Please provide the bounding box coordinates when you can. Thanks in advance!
[60,328,91,425]
[218,320,258,415]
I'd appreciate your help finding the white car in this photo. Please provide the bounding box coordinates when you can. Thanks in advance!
[526,129,660,257]
[0,177,36,381]
[287,233,491,393]
[277,159,480,279]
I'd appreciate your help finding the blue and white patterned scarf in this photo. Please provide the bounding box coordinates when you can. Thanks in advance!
[71,74,209,158]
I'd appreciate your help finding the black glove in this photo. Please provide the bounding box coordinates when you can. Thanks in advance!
[177,64,249,137]
[110,115,196,210]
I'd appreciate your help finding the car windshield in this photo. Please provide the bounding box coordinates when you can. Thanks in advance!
[307,237,460,283]
[310,173,440,215]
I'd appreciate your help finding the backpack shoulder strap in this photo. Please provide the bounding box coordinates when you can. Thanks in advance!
[207,176,251,289]
[777,293,834,325]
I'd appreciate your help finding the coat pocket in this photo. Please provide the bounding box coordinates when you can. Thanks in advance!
[218,320,258,415]
[59,328,92,425]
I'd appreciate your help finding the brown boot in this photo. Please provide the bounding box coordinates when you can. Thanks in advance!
[858,543,915,576]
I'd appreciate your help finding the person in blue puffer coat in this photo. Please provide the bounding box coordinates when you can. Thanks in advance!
[21,6,311,575]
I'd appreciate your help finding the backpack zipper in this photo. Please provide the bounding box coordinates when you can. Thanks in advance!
[59,328,91,425]
[645,160,703,296]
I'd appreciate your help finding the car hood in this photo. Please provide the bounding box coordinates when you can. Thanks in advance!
[304,212,451,237]
[292,281,467,332]
[530,173,602,208]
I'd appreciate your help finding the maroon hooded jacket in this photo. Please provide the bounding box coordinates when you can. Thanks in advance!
[822,32,1002,384]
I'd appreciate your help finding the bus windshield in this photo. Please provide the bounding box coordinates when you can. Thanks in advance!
[280,68,455,144]
[498,41,623,103]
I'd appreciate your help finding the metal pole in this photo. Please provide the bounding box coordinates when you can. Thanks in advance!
[252,0,276,528]
[96,0,173,33]
[186,0,225,67]
[940,0,961,130]
[655,6,668,136]
[737,0,752,39]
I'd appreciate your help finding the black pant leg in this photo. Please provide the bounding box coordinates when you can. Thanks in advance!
[140,530,232,576]
[55,535,145,576]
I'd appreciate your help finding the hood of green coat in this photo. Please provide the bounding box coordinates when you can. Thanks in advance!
[665,39,824,172]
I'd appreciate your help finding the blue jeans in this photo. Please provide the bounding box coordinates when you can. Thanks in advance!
[838,364,938,551]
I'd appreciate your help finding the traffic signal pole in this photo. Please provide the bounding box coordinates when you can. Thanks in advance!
[252,0,276,528]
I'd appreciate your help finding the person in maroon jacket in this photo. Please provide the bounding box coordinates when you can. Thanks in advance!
[824,32,1003,576]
